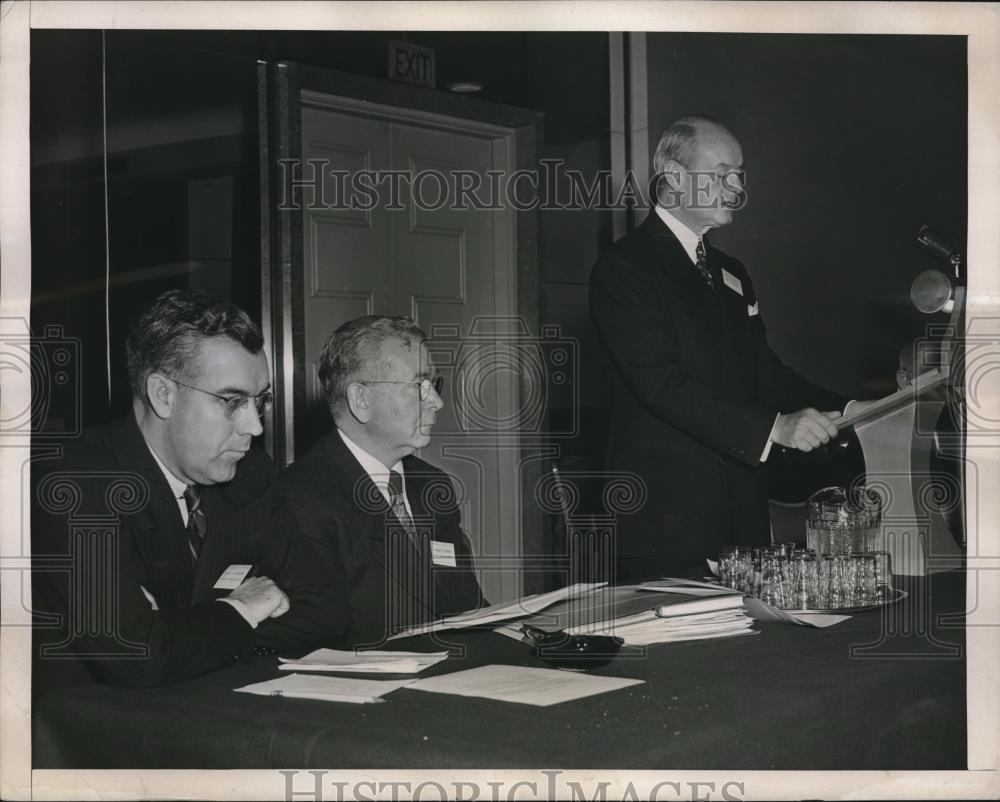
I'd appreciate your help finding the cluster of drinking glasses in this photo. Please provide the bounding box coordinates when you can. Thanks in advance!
[718,544,893,610]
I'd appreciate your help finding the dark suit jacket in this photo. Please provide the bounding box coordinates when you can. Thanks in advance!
[31,414,347,691]
[589,210,848,569]
[269,430,486,648]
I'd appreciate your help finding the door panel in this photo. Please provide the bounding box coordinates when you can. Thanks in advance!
[300,97,518,602]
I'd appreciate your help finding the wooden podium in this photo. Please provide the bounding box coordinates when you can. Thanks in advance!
[839,368,965,575]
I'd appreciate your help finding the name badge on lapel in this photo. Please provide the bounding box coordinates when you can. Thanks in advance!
[431,541,457,567]
[721,268,743,296]
[214,564,254,590]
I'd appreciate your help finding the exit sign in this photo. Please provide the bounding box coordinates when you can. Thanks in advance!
[388,41,435,88]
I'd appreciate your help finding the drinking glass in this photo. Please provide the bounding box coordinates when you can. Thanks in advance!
[870,550,894,601]
[719,546,752,592]
[849,553,877,606]
[788,552,819,609]
[758,554,787,607]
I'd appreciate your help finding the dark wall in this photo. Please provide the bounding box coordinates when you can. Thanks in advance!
[31,30,262,421]
[644,33,967,399]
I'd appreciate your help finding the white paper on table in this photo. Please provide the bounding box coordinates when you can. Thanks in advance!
[234,673,414,703]
[409,664,644,707]
[784,611,852,627]
[743,597,851,628]
[389,581,607,640]
[278,648,448,674]
[637,577,736,597]
[620,625,759,646]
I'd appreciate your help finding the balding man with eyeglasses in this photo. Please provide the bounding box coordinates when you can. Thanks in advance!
[268,315,485,647]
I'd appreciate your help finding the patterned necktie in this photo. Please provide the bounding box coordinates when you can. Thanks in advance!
[387,470,419,547]
[183,485,207,563]
[695,238,715,292]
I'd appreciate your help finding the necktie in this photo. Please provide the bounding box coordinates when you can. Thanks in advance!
[183,485,207,563]
[695,238,715,292]
[387,470,419,547]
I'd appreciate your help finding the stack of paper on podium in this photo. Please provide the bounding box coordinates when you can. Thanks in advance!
[511,583,754,646]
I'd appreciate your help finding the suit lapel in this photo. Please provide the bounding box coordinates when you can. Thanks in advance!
[190,486,238,602]
[110,416,195,608]
[404,462,459,613]
[324,433,433,624]
[639,211,724,364]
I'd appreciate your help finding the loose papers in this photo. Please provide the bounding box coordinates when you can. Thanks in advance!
[234,673,413,703]
[410,664,643,707]
[278,649,448,674]
[511,583,754,646]
[390,581,606,640]
[742,596,851,628]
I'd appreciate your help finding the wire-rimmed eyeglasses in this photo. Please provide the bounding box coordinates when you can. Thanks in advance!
[166,376,274,419]
[358,376,444,400]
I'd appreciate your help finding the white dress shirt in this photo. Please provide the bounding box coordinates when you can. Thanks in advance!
[337,429,414,518]
[655,205,702,264]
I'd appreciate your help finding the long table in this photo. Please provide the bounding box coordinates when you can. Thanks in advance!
[32,572,967,770]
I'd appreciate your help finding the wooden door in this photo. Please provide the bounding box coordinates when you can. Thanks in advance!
[261,64,542,601]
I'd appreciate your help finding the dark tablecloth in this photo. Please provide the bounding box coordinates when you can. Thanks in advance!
[32,572,966,769]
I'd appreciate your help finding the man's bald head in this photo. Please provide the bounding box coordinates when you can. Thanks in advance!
[652,116,736,176]
[652,115,745,235]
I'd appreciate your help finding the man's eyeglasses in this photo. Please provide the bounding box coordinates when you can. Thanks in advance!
[358,376,444,400]
[167,376,274,419]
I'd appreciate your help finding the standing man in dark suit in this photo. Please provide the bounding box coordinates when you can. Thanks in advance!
[590,116,855,581]
[268,315,485,647]
[32,289,346,691]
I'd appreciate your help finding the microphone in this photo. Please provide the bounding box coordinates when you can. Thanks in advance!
[916,225,962,278]
[911,225,962,313]
[910,269,955,314]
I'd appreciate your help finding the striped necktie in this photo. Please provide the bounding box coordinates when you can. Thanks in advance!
[183,485,207,563]
[695,238,715,292]
[388,470,419,547]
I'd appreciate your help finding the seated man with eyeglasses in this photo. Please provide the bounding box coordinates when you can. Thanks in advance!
[268,315,485,647]
[32,289,347,692]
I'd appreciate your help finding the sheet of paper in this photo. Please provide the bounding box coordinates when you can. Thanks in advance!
[621,626,759,646]
[278,648,448,674]
[637,577,737,597]
[390,581,606,639]
[234,673,414,703]
[786,611,853,627]
[743,597,851,628]
[409,664,644,707]
[639,577,731,593]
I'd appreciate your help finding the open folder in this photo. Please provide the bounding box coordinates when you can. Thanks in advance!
[389,581,606,639]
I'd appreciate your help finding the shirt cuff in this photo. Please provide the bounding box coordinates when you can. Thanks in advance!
[217,597,258,629]
[759,413,781,462]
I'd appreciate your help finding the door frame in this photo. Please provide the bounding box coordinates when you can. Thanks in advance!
[258,61,546,595]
